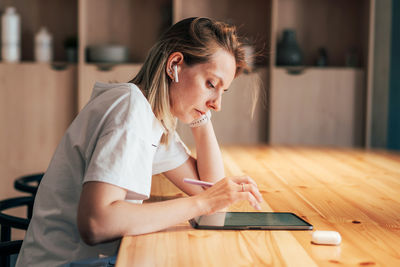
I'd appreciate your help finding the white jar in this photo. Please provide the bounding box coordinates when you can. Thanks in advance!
[1,6,21,62]
[34,27,53,62]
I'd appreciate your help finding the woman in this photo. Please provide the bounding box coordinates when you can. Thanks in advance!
[16,17,263,266]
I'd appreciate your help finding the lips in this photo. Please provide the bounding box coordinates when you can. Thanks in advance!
[195,109,206,116]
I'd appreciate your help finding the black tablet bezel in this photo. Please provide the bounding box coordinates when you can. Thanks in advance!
[189,212,313,230]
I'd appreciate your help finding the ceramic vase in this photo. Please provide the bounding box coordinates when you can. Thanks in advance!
[276,29,303,66]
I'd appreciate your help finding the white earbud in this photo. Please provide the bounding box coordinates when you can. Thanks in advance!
[173,65,179,82]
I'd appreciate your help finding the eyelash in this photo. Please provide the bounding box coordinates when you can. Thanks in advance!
[207,81,215,89]
[207,81,229,92]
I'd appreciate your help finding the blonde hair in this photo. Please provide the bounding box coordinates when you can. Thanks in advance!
[130,17,247,144]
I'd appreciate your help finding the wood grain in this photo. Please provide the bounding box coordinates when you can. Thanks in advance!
[269,68,365,146]
[0,63,76,199]
[117,146,400,266]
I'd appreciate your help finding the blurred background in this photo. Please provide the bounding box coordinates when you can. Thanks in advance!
[0,0,399,201]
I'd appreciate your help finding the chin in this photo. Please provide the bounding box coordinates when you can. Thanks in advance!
[175,114,192,124]
[175,110,200,124]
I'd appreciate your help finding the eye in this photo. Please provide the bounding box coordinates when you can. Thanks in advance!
[207,81,215,89]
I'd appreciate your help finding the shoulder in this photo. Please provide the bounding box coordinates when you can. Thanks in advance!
[89,82,145,110]
[87,82,163,142]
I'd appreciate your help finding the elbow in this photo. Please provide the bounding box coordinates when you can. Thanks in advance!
[77,215,103,246]
[79,229,98,246]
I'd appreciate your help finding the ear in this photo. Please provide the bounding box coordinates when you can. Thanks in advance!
[166,52,184,81]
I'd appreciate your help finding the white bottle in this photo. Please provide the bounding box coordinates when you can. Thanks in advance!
[34,27,53,62]
[1,6,21,62]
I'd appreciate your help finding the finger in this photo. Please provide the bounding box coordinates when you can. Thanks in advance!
[237,191,261,210]
[231,175,258,188]
[240,183,263,203]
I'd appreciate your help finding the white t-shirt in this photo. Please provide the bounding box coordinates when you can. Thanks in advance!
[16,82,190,267]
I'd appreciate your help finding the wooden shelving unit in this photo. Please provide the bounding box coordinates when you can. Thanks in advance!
[269,0,375,146]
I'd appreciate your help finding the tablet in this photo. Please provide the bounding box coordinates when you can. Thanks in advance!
[189,212,313,230]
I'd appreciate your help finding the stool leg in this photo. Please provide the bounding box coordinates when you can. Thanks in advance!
[1,226,12,267]
[1,255,10,267]
[28,203,34,220]
[1,225,11,242]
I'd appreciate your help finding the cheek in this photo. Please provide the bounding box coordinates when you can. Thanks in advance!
[177,77,200,103]
[170,83,192,113]
[172,70,208,110]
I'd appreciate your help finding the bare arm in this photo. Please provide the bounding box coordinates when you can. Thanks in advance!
[163,120,224,194]
[191,120,224,182]
[77,176,263,246]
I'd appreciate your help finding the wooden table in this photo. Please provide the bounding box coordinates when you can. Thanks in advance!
[116,146,400,266]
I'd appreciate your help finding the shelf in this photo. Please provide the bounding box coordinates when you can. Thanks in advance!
[0,0,78,62]
[275,66,363,70]
[81,0,172,63]
[83,62,143,71]
[0,61,77,72]
[275,0,371,67]
[174,0,272,66]
[272,66,363,76]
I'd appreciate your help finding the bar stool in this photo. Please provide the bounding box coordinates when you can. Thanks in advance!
[14,173,44,196]
[0,240,24,267]
[0,196,34,267]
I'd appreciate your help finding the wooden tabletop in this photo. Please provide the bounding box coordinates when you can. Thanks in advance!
[116,146,400,266]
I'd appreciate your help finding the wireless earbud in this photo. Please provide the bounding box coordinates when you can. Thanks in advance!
[173,65,179,83]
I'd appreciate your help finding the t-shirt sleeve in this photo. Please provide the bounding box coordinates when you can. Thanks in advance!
[83,128,154,200]
[152,131,190,175]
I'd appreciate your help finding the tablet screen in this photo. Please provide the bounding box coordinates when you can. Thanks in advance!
[190,212,313,230]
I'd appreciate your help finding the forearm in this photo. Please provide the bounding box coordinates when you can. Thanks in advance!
[79,196,204,245]
[78,176,264,246]
[191,121,224,183]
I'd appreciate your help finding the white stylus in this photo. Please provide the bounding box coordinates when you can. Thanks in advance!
[183,178,214,187]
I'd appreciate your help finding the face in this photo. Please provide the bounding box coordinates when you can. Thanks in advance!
[168,49,236,123]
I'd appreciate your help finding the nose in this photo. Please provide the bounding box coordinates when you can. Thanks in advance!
[207,94,222,112]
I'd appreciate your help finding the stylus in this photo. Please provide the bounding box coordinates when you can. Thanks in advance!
[183,178,214,187]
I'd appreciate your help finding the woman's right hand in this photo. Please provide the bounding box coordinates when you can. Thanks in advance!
[193,176,264,215]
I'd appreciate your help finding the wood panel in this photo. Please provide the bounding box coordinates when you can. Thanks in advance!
[269,68,365,146]
[0,63,76,199]
[176,68,269,145]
